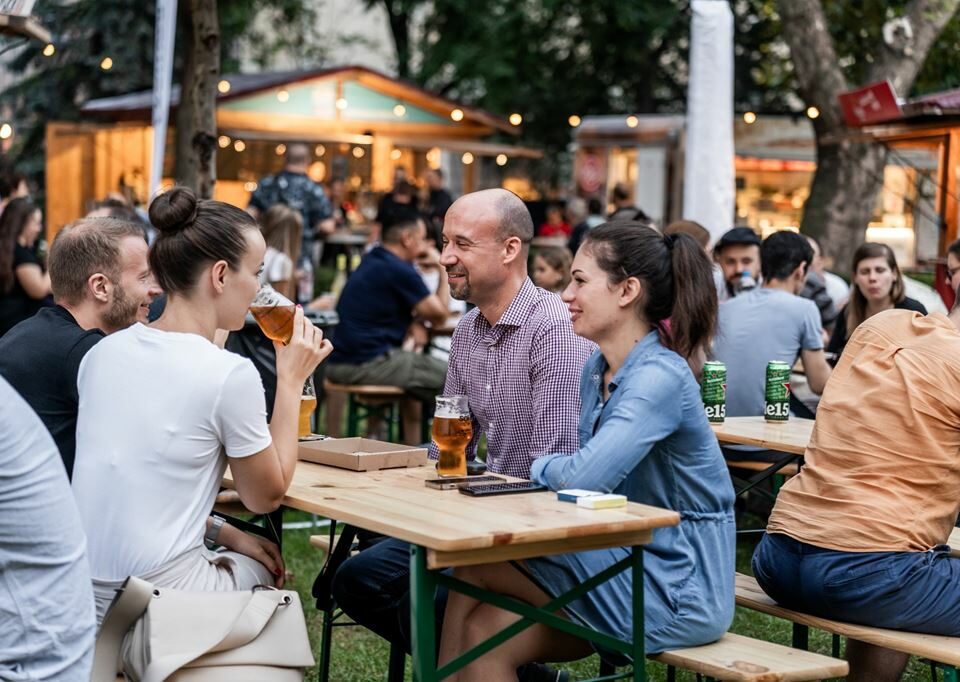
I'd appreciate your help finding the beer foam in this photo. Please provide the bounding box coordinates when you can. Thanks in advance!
[434,406,465,419]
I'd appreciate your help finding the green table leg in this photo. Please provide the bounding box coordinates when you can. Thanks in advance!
[410,544,438,682]
[944,665,959,682]
[632,545,646,682]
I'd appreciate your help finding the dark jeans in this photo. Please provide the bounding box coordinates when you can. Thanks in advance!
[332,537,449,654]
[753,532,960,635]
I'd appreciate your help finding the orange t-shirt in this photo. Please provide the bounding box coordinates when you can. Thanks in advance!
[767,309,960,552]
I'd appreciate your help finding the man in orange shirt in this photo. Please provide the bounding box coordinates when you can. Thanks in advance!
[753,304,960,682]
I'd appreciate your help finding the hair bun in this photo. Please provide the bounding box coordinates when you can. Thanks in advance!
[149,186,199,235]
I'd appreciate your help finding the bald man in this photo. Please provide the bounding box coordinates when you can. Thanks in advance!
[329,190,593,675]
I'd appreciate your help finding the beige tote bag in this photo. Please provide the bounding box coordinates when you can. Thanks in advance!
[91,576,314,681]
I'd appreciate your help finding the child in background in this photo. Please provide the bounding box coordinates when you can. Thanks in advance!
[532,246,572,294]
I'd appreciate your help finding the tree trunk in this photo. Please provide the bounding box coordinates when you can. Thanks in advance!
[803,138,887,273]
[381,0,411,79]
[776,0,959,273]
[174,0,219,199]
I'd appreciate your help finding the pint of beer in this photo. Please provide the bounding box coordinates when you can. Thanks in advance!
[433,395,472,477]
[299,377,318,438]
[250,285,296,344]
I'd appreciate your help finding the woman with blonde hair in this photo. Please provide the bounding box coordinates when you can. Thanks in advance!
[259,203,303,300]
[827,242,926,358]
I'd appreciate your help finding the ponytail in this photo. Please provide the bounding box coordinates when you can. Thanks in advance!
[582,223,717,360]
[665,232,717,360]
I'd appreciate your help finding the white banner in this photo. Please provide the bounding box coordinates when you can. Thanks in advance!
[683,0,735,245]
[150,0,178,199]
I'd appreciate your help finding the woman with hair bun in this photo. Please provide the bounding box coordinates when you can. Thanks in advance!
[72,187,333,622]
[438,222,735,677]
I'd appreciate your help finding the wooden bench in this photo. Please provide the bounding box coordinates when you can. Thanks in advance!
[736,572,960,676]
[726,459,800,477]
[652,632,848,681]
[323,380,407,442]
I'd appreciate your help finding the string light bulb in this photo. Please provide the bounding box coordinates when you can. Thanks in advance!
[568,115,581,127]
[450,108,464,122]
[218,80,231,94]
[100,57,113,70]
[42,44,55,57]
[509,113,523,126]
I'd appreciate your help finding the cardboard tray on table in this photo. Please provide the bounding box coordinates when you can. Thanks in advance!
[298,437,428,471]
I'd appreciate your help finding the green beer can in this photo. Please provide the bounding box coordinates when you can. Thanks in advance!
[764,360,791,422]
[701,361,727,424]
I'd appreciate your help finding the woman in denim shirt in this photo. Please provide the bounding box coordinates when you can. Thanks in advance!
[438,222,736,679]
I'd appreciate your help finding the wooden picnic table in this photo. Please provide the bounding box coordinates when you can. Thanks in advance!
[427,313,462,339]
[711,416,813,456]
[224,460,679,681]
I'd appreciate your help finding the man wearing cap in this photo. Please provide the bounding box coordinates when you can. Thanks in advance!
[713,226,762,301]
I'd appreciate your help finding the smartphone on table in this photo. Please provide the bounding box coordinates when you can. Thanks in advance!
[424,474,504,490]
[458,481,546,496]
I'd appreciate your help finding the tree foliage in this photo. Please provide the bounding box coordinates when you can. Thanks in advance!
[0,0,322,194]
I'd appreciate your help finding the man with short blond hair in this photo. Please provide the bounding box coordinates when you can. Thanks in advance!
[0,217,161,475]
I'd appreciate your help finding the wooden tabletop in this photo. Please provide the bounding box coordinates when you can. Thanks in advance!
[712,416,813,456]
[325,231,369,246]
[428,313,462,337]
[224,462,679,569]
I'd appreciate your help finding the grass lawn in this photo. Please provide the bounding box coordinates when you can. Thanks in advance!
[272,509,935,682]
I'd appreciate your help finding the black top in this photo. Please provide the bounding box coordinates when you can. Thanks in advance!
[0,244,45,337]
[827,297,928,358]
[0,305,104,476]
[248,170,332,251]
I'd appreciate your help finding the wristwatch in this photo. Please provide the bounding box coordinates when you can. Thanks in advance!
[205,515,226,549]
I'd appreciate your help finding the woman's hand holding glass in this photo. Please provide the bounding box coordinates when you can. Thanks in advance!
[274,304,333,387]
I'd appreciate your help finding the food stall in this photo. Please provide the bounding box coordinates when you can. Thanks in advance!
[45,64,541,237]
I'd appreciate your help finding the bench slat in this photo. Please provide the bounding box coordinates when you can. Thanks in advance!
[652,632,848,681]
[736,573,960,667]
[725,460,799,476]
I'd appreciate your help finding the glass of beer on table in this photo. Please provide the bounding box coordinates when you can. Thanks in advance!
[250,284,317,438]
[433,395,472,477]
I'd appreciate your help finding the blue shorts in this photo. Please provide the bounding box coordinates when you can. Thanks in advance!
[752,532,960,636]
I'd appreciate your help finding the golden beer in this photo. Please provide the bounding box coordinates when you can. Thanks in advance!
[433,413,472,477]
[250,304,295,345]
[299,396,317,438]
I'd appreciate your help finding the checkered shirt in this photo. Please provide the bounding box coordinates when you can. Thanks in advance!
[429,278,595,478]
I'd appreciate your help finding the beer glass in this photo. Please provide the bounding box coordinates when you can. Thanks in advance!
[433,395,472,477]
[249,284,315,437]
[250,284,296,345]
[299,375,317,438]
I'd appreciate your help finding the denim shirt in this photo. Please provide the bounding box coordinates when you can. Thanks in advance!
[531,331,735,638]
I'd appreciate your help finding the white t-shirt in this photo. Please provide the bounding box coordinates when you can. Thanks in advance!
[259,246,293,288]
[72,323,272,581]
